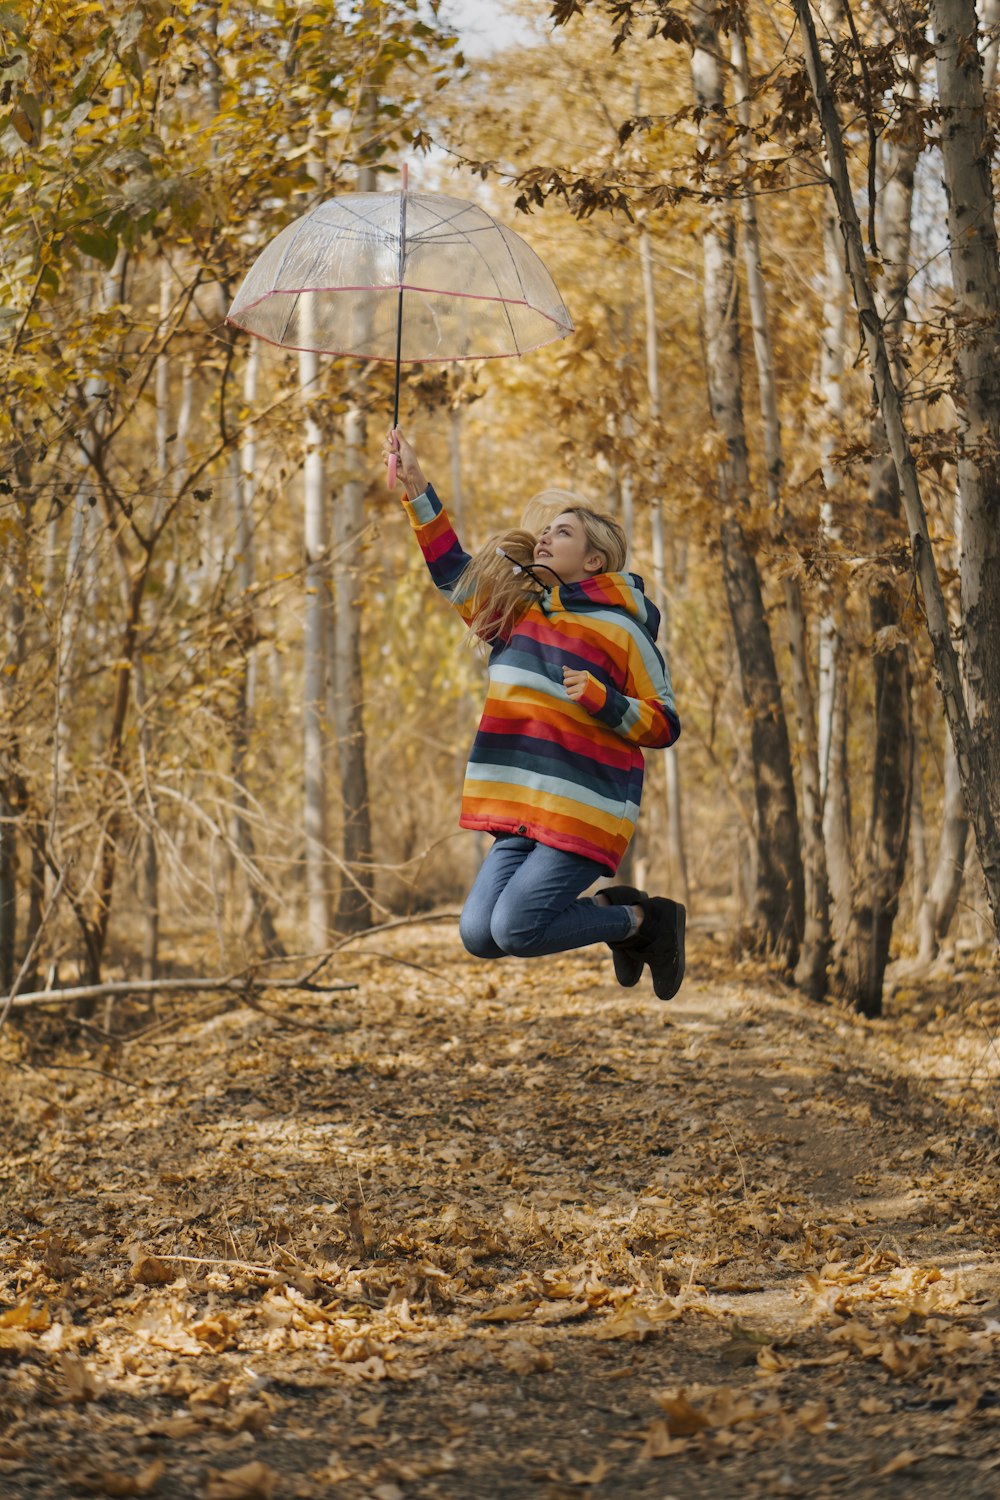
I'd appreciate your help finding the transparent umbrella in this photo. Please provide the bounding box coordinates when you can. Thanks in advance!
[226,177,574,480]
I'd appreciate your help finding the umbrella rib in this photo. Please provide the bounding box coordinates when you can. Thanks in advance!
[456,224,522,352]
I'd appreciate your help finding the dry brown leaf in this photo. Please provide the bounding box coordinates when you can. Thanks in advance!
[191,1313,239,1351]
[654,1390,711,1437]
[356,1400,385,1428]
[0,1301,50,1331]
[129,1249,174,1286]
[567,1456,609,1485]
[640,1418,689,1459]
[497,1337,554,1374]
[202,1460,282,1499]
[310,1457,351,1483]
[78,1458,164,1496]
[474,1299,539,1323]
[878,1450,922,1478]
[56,1352,106,1404]
[594,1300,661,1342]
[794,1400,830,1436]
[188,1379,232,1408]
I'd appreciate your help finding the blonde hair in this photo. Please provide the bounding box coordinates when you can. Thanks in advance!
[458,498,628,644]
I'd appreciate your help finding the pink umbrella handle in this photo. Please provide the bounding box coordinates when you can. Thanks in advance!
[387,452,398,489]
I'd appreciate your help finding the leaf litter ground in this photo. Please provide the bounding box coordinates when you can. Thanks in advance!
[2,925,1000,1499]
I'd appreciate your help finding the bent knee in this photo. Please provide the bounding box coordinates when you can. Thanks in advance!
[459,913,502,959]
[489,915,545,958]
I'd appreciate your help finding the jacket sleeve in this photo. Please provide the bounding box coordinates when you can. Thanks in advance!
[575,633,680,750]
[402,482,478,628]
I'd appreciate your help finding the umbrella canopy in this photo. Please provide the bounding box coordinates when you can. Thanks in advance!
[225,188,573,362]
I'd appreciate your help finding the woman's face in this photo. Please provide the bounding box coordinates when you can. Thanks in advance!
[533,512,604,585]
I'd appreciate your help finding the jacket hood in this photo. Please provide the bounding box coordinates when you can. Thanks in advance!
[544,572,661,646]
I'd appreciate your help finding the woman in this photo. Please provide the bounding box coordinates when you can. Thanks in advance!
[386,428,685,1000]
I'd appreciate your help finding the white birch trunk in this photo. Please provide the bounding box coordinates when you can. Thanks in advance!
[918,731,968,959]
[732,27,829,997]
[334,401,374,931]
[930,0,1000,877]
[639,226,689,907]
[979,0,1000,87]
[691,12,804,963]
[794,0,1000,936]
[300,328,331,947]
[331,127,376,934]
[817,211,853,951]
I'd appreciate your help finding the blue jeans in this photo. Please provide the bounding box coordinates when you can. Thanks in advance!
[459,835,635,959]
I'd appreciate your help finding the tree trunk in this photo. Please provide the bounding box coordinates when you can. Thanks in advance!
[230,343,284,957]
[691,14,805,965]
[299,331,332,948]
[817,208,853,948]
[638,224,689,909]
[334,401,374,933]
[930,0,1000,878]
[918,732,969,961]
[980,0,1000,88]
[838,32,922,1013]
[0,557,24,991]
[732,26,829,996]
[794,0,1000,937]
[330,117,377,935]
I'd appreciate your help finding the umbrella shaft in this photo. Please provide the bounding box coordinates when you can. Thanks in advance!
[392,283,404,428]
[392,174,408,430]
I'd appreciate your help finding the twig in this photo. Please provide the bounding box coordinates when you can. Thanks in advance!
[328,910,462,951]
[0,861,72,1032]
[15,1060,141,1089]
[724,1124,749,1198]
[2,974,358,1011]
[352,949,469,997]
[152,1253,283,1276]
[244,997,354,1036]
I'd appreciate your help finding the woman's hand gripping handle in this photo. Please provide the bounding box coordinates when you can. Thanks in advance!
[384,428,427,499]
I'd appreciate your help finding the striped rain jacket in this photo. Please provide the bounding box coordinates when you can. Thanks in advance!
[405,484,680,874]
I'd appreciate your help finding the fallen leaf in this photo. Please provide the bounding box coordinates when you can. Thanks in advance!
[202,1461,282,1499]
[639,1418,689,1459]
[129,1252,174,1287]
[56,1352,105,1403]
[474,1299,539,1323]
[567,1456,609,1485]
[497,1337,553,1374]
[878,1450,921,1478]
[654,1390,711,1437]
[79,1458,164,1496]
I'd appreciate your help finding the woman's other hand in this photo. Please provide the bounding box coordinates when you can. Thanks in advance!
[384,428,428,497]
[562,666,590,702]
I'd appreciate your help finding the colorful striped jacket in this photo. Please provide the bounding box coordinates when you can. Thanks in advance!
[404,484,680,873]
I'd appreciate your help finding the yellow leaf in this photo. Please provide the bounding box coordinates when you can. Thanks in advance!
[79,1458,164,1496]
[474,1299,539,1323]
[878,1450,922,1478]
[202,1460,281,1500]
[0,1302,49,1331]
[654,1390,711,1437]
[567,1456,609,1485]
[640,1418,689,1459]
[129,1253,173,1286]
[497,1337,553,1374]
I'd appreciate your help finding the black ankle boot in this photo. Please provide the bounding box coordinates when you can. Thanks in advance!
[630,897,686,1001]
[602,884,647,988]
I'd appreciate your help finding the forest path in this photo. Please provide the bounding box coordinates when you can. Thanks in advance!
[2,924,1000,1499]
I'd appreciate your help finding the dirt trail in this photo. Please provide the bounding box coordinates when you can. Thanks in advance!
[2,925,1000,1499]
